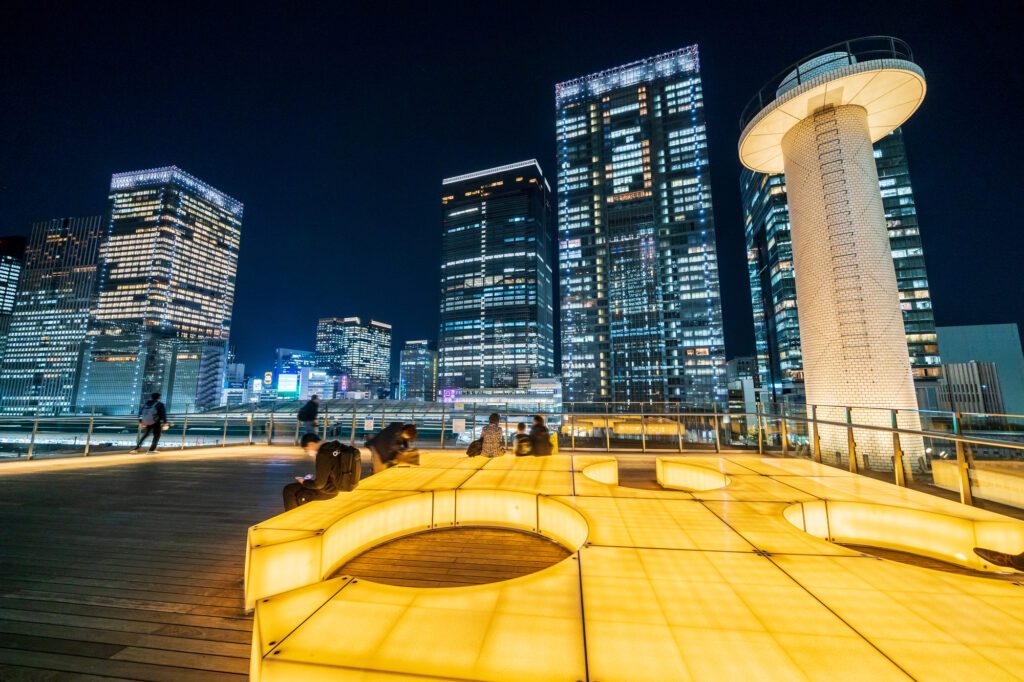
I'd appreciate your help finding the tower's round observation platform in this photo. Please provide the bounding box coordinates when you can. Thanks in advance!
[739,36,925,173]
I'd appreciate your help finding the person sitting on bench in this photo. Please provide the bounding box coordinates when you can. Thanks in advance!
[282,434,357,510]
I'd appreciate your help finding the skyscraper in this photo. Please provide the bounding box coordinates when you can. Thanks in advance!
[399,340,438,401]
[742,128,940,400]
[316,317,391,397]
[0,236,26,366]
[556,46,726,405]
[77,166,242,414]
[0,218,103,414]
[438,160,554,392]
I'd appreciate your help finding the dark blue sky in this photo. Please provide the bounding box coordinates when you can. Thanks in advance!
[2,1,1020,375]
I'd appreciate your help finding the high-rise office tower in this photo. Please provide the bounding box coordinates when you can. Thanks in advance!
[556,46,726,405]
[438,161,554,392]
[742,128,940,400]
[399,340,438,401]
[0,236,26,366]
[77,166,242,414]
[317,317,391,397]
[0,218,103,414]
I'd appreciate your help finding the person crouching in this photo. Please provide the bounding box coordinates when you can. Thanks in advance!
[282,434,360,510]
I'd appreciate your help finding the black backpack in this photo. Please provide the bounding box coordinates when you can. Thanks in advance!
[324,441,361,492]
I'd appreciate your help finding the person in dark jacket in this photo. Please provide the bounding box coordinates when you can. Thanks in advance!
[512,422,532,456]
[529,415,552,456]
[366,422,418,473]
[131,392,167,453]
[282,434,350,510]
[297,395,319,435]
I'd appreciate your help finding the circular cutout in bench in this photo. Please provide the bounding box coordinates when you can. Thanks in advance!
[331,527,571,588]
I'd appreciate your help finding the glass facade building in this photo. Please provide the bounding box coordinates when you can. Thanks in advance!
[0,218,103,414]
[742,128,940,399]
[399,340,438,401]
[317,317,391,397]
[438,160,554,392]
[556,46,726,405]
[77,166,242,414]
[0,236,26,367]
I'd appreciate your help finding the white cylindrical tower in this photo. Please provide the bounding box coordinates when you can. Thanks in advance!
[738,39,927,468]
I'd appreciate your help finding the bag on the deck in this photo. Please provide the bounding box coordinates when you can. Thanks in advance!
[393,448,420,466]
[466,439,482,457]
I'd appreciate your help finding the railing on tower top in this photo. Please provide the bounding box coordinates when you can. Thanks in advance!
[739,35,915,132]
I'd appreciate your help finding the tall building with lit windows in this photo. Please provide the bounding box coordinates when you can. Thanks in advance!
[399,340,438,401]
[742,128,940,402]
[0,236,26,366]
[316,317,391,397]
[0,218,103,414]
[438,161,554,393]
[77,166,242,414]
[556,46,726,405]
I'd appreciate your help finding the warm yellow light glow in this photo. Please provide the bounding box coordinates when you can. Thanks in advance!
[933,460,1024,510]
[656,458,730,491]
[247,451,1024,680]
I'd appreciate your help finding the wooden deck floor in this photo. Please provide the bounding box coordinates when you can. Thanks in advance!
[335,527,571,588]
[0,449,326,681]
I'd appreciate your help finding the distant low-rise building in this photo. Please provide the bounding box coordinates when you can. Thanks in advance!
[937,361,1004,415]
[937,324,1024,414]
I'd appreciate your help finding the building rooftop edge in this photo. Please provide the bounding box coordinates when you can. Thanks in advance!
[554,44,700,102]
[442,160,544,186]
[109,165,244,216]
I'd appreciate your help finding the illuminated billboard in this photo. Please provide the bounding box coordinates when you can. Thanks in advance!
[277,373,299,395]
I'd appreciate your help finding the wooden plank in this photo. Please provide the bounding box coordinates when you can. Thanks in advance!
[110,647,249,675]
[0,598,253,634]
[0,648,245,682]
[0,620,250,659]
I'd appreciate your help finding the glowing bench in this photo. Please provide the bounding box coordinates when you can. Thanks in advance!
[247,452,1024,681]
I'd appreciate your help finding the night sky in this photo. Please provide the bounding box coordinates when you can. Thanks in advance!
[2,1,1020,376]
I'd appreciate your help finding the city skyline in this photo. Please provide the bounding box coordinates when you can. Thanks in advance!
[1,2,1021,378]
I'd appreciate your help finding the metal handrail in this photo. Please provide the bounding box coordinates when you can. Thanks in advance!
[739,35,914,132]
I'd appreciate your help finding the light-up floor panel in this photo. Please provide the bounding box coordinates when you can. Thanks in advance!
[247,452,1024,681]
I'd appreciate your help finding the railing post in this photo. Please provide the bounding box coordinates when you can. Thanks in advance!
[471,404,477,441]
[222,414,229,447]
[322,409,329,440]
[846,406,858,474]
[640,403,647,453]
[440,403,447,449]
[27,418,38,460]
[248,411,254,445]
[84,407,95,457]
[267,412,274,446]
[504,402,509,449]
[349,402,357,446]
[713,403,721,453]
[756,403,764,455]
[181,408,190,449]
[952,412,974,506]
[811,405,822,463]
[781,405,789,456]
[605,414,611,452]
[676,402,684,453]
[891,408,906,487]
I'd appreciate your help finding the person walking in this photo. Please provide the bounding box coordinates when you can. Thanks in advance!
[297,395,319,435]
[131,392,166,453]
[529,415,552,456]
[481,413,504,457]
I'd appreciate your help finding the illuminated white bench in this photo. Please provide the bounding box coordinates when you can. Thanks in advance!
[784,499,1024,571]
